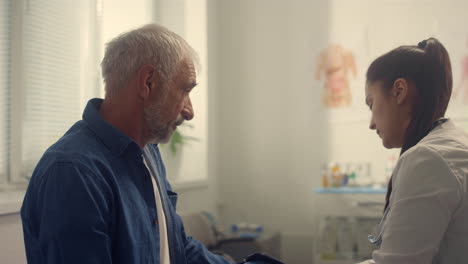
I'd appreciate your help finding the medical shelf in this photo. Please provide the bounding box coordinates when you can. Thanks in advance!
[314,187,386,194]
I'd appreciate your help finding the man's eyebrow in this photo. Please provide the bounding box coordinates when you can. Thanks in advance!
[188,82,198,90]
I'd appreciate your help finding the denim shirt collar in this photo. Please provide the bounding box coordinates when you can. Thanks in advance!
[83,98,142,157]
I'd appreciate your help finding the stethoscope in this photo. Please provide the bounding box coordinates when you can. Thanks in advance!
[367,206,390,246]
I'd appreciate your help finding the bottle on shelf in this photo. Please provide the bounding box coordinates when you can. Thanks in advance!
[321,165,329,188]
[331,163,342,187]
[348,169,357,186]
[342,163,350,186]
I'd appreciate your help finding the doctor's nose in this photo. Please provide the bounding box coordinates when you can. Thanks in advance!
[369,119,376,130]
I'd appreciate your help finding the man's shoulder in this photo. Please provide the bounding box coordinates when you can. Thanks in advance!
[35,121,113,178]
[53,120,108,154]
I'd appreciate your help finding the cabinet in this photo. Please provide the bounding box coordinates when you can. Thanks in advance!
[313,188,385,264]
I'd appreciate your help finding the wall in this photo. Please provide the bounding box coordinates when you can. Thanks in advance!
[211,1,331,263]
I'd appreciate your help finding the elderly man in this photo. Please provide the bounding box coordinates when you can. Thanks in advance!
[20,24,234,264]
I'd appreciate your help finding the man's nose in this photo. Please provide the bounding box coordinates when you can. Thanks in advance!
[181,96,194,121]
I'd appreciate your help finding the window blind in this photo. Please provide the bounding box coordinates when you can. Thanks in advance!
[20,0,85,177]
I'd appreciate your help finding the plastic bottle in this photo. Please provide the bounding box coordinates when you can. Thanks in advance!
[322,165,329,188]
[354,164,366,186]
[342,163,350,186]
[332,163,342,187]
[342,173,349,186]
[348,164,357,186]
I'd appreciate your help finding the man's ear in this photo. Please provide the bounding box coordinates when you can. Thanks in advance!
[137,65,156,100]
[392,78,409,105]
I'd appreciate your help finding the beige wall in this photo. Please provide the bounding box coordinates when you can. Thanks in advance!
[210,1,331,262]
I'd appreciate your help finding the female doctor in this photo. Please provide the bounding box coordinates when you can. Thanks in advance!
[360,38,468,264]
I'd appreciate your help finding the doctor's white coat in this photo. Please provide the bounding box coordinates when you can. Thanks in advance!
[363,120,468,264]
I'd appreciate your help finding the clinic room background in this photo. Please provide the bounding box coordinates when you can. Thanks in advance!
[1,0,468,263]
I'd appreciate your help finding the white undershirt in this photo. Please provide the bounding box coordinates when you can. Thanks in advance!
[144,159,170,264]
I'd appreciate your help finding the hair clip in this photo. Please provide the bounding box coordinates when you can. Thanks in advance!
[418,40,427,49]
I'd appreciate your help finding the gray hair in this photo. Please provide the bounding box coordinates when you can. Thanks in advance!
[101,24,199,96]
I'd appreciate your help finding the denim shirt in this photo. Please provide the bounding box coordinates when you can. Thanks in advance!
[21,98,233,264]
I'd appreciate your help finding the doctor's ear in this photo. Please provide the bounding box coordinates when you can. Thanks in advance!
[392,78,409,105]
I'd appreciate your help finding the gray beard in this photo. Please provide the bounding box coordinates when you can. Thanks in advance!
[143,103,171,145]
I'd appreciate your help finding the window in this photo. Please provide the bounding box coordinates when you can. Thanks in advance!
[0,0,209,191]
[0,0,100,190]
[0,0,11,188]
[155,0,209,186]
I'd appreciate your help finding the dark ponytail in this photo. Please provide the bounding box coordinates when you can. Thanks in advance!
[366,38,453,212]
